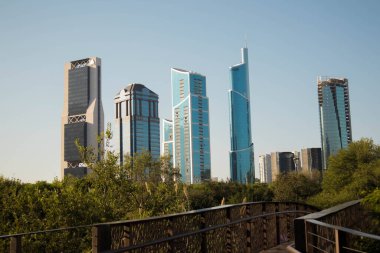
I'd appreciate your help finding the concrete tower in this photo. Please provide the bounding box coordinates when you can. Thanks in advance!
[61,57,104,178]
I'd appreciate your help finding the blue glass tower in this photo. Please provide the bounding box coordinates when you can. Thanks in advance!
[228,48,254,183]
[114,84,160,164]
[318,77,352,170]
[171,68,211,184]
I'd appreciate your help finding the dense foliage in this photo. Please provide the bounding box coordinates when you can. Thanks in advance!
[308,138,380,209]
[0,137,379,251]
[0,129,274,251]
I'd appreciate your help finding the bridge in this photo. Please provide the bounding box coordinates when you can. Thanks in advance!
[1,200,379,252]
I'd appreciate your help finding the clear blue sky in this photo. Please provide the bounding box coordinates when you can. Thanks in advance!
[0,0,379,182]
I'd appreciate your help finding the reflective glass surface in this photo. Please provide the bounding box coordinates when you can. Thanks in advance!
[228,48,254,183]
[319,82,351,170]
[171,69,211,183]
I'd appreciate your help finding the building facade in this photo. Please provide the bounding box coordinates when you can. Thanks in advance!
[271,152,297,181]
[228,47,254,184]
[258,154,272,183]
[318,77,352,170]
[114,84,160,164]
[293,151,301,171]
[162,118,173,162]
[301,148,322,172]
[171,68,211,184]
[61,57,104,178]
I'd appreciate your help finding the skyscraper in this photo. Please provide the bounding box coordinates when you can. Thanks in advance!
[259,154,272,183]
[301,148,322,173]
[114,84,160,163]
[318,77,352,170]
[61,57,104,178]
[271,152,297,181]
[162,119,173,162]
[228,48,254,183]
[171,68,211,184]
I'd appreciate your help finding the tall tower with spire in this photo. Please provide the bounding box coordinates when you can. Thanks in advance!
[228,48,254,183]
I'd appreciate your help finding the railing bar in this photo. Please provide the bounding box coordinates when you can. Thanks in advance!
[307,231,336,244]
[92,201,318,226]
[0,210,310,240]
[103,210,309,253]
[306,220,380,241]
[342,246,366,253]
[0,224,93,239]
[307,243,329,253]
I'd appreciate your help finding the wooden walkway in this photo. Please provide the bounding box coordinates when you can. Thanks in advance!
[260,243,299,253]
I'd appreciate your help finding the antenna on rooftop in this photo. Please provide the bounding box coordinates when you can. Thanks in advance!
[244,34,248,48]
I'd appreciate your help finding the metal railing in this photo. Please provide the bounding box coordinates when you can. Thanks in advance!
[294,200,380,253]
[305,219,380,253]
[0,202,318,253]
[92,202,318,253]
[0,224,93,253]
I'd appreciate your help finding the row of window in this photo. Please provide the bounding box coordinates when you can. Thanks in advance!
[115,99,158,119]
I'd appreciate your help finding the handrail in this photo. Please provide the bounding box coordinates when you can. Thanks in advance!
[0,201,319,253]
[307,219,380,241]
[0,224,93,240]
[294,199,379,253]
[90,201,318,226]
[103,210,313,253]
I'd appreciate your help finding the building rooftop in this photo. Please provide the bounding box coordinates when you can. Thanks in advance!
[171,68,205,77]
[114,83,158,99]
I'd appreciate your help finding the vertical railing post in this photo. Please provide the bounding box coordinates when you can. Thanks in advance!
[92,224,111,253]
[226,207,232,253]
[200,213,208,253]
[294,217,307,252]
[246,204,251,253]
[286,203,291,241]
[262,203,267,249]
[122,224,131,249]
[167,217,174,253]
[275,203,280,245]
[10,236,21,253]
[335,229,346,253]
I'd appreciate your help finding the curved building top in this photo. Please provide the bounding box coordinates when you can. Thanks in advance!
[171,67,205,77]
[114,83,158,101]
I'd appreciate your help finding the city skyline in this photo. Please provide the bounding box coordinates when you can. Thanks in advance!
[0,1,379,182]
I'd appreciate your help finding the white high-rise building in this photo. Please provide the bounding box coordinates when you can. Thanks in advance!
[259,154,272,183]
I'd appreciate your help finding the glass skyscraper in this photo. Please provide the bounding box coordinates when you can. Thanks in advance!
[171,68,211,184]
[318,77,352,170]
[228,48,254,183]
[114,83,160,164]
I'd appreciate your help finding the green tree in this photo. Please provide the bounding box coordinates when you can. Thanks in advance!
[271,170,322,202]
[308,138,380,208]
